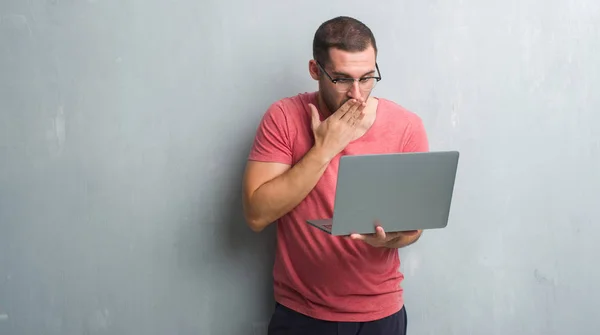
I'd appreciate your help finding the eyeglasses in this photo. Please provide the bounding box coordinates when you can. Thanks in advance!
[316,61,382,92]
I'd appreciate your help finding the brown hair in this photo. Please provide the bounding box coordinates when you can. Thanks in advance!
[312,16,378,65]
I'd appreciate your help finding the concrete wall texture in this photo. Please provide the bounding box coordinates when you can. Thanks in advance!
[1,0,599,334]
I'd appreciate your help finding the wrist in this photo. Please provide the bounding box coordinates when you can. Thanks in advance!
[307,145,334,167]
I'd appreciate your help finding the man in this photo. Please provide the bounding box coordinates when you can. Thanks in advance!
[242,16,429,335]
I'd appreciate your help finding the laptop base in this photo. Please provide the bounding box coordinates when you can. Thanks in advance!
[306,219,333,234]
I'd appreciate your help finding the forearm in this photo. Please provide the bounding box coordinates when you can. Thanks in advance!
[384,231,423,249]
[246,147,331,231]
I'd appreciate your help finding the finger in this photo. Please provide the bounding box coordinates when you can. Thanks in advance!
[308,104,320,130]
[342,107,362,126]
[348,111,365,128]
[333,99,357,119]
[374,225,387,240]
[357,111,365,120]
[343,101,366,123]
[384,232,404,241]
[350,233,366,240]
[340,100,362,121]
[354,98,367,109]
[401,230,421,237]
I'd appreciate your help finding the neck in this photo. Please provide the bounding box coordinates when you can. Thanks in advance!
[316,92,333,118]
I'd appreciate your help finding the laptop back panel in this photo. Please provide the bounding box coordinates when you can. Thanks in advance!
[330,151,459,236]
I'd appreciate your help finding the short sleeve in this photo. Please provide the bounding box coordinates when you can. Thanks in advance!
[402,116,430,153]
[248,102,293,165]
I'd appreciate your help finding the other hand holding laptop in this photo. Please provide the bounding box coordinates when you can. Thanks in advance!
[349,221,422,249]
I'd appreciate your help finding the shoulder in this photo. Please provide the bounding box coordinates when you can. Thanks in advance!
[377,97,424,127]
[377,98,429,151]
[253,92,315,146]
[264,92,316,121]
[257,92,315,145]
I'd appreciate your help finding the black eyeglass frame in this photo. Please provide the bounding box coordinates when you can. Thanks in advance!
[316,61,382,88]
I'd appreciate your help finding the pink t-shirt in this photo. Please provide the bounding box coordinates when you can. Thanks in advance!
[248,91,429,322]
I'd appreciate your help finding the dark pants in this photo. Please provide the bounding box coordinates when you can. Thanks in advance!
[267,303,408,335]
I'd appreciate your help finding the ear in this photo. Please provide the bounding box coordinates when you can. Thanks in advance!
[308,60,320,81]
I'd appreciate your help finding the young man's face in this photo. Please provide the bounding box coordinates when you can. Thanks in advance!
[314,45,378,115]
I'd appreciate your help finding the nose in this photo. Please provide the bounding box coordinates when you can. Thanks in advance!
[347,81,364,101]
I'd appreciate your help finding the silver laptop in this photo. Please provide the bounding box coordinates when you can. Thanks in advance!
[306,151,460,236]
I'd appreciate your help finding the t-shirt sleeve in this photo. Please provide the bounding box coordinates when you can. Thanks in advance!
[402,116,430,152]
[247,102,293,165]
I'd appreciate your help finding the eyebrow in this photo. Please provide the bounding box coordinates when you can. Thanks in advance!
[331,69,376,78]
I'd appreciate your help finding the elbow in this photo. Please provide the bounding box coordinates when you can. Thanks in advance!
[244,215,269,233]
[248,221,267,233]
[242,190,274,233]
[242,204,270,233]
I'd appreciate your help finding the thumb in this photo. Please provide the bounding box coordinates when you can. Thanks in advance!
[309,103,320,130]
